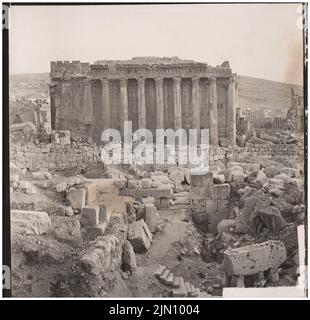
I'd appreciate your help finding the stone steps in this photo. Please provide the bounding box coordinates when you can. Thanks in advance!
[154,264,200,297]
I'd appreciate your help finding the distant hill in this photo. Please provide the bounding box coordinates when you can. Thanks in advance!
[9,73,303,114]
[238,75,303,113]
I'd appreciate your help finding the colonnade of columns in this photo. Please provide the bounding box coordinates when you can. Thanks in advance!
[99,76,236,145]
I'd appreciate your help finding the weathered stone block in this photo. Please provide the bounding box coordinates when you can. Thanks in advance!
[217,219,236,234]
[217,200,230,213]
[223,240,287,276]
[207,211,229,235]
[160,198,170,208]
[67,188,86,210]
[122,240,137,273]
[84,223,107,241]
[128,180,140,189]
[143,203,157,233]
[128,219,152,252]
[205,200,218,213]
[213,184,230,200]
[80,206,99,227]
[191,172,213,187]
[11,210,51,235]
[141,178,152,189]
[190,186,213,200]
[86,179,119,205]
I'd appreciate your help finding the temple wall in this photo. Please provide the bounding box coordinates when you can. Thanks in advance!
[51,78,92,129]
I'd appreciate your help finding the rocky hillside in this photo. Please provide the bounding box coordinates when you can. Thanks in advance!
[238,75,303,112]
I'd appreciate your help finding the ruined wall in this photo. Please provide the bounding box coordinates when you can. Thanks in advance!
[50,78,92,130]
[10,142,101,171]
[10,140,304,172]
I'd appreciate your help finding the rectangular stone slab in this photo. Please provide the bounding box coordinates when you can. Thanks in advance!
[223,240,287,276]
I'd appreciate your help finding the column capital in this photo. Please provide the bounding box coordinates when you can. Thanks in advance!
[229,76,237,84]
[155,76,164,84]
[192,77,200,84]
[120,77,128,86]
[209,76,217,84]
[137,77,145,83]
[174,77,182,85]
[101,78,109,84]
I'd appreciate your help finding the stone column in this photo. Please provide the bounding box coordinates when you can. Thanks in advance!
[155,77,164,129]
[137,77,146,128]
[173,77,182,129]
[192,77,200,130]
[120,78,128,123]
[209,77,218,145]
[101,78,110,129]
[227,77,237,145]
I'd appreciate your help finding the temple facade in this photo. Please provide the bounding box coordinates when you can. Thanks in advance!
[50,57,238,145]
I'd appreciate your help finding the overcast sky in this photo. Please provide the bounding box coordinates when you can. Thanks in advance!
[9,4,304,85]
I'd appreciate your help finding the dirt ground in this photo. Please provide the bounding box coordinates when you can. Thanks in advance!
[118,205,225,297]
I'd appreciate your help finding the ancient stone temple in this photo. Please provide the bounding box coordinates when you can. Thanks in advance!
[50,57,238,145]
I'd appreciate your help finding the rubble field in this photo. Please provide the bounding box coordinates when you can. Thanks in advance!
[9,124,305,297]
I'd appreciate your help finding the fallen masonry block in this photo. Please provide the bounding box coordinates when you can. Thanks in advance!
[172,276,180,288]
[184,282,192,296]
[128,219,152,252]
[191,172,213,187]
[213,184,230,200]
[159,268,170,283]
[217,219,236,234]
[217,200,230,213]
[11,210,51,235]
[164,272,174,286]
[67,188,86,210]
[84,224,107,241]
[10,122,36,134]
[214,174,225,184]
[205,200,218,213]
[120,186,172,200]
[223,240,287,276]
[154,265,166,278]
[80,206,99,227]
[143,203,157,233]
[159,198,170,209]
[80,234,123,274]
[173,277,187,297]
[86,179,119,205]
[122,240,137,273]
